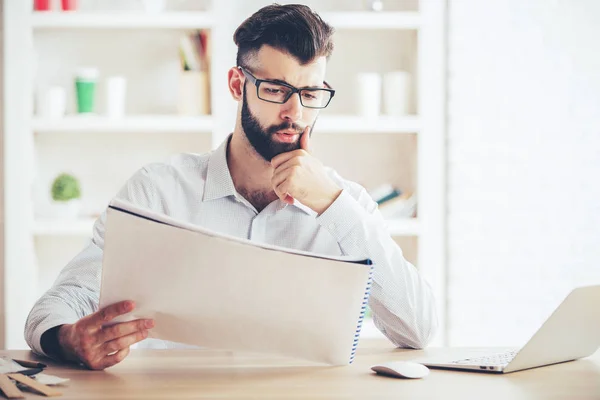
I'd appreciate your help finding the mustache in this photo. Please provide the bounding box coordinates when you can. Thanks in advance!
[266,122,304,135]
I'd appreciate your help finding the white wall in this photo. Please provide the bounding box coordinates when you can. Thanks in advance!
[447,0,600,346]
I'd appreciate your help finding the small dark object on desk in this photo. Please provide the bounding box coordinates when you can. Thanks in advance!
[12,359,47,369]
[18,368,44,376]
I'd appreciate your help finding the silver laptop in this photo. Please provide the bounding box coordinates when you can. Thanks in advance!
[420,284,600,373]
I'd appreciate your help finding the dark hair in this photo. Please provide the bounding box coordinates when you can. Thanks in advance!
[233,3,335,67]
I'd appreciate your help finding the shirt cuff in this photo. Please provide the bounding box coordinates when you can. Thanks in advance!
[317,189,369,242]
[30,317,78,359]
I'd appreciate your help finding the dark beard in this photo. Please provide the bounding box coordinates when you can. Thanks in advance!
[241,85,304,162]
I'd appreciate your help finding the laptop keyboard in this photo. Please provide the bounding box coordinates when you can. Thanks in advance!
[452,350,519,366]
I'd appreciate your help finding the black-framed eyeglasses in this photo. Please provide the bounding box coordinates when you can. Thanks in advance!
[238,66,335,109]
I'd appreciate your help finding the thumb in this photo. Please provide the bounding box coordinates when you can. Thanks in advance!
[300,126,311,152]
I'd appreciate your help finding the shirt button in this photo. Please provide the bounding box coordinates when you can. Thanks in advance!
[328,223,336,230]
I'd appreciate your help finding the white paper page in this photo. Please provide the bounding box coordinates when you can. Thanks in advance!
[99,202,373,365]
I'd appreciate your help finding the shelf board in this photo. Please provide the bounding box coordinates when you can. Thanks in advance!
[32,115,214,134]
[317,115,419,134]
[33,218,97,236]
[320,11,420,30]
[31,12,214,29]
[386,218,420,236]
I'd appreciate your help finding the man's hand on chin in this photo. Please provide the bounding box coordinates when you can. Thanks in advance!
[271,126,342,215]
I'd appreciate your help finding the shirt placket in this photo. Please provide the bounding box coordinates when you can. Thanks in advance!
[249,211,269,242]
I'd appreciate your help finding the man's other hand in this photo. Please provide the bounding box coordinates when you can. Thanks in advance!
[57,300,154,370]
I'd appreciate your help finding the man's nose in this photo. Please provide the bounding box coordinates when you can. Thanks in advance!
[280,92,303,122]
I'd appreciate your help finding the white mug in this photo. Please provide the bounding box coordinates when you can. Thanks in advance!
[356,73,382,118]
[383,70,411,116]
[38,86,66,119]
[105,76,127,118]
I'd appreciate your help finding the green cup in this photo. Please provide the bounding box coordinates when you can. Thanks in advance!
[75,68,99,113]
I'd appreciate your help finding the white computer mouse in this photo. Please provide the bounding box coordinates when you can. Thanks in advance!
[371,361,430,379]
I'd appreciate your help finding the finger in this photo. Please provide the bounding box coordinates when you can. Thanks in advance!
[271,173,290,202]
[97,346,130,370]
[271,166,295,195]
[299,125,311,152]
[89,300,136,329]
[275,180,294,204]
[283,194,294,204]
[102,329,149,355]
[271,149,305,169]
[272,164,303,204]
[272,179,290,203]
[273,157,301,176]
[97,318,154,343]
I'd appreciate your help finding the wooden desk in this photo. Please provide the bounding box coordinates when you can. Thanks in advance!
[2,340,599,399]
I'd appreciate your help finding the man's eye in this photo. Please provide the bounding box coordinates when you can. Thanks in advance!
[265,88,281,94]
[303,92,317,99]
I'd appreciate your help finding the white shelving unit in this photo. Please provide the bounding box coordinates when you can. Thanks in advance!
[4,0,446,348]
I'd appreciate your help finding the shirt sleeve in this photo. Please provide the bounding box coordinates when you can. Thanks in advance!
[317,187,438,349]
[24,166,163,357]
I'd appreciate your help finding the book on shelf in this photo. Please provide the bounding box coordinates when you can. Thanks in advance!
[368,184,417,220]
[379,192,417,219]
[178,30,211,115]
[368,183,401,205]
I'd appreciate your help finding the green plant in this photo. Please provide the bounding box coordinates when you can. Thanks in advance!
[51,173,81,202]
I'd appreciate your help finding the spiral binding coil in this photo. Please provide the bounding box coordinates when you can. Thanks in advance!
[349,263,374,364]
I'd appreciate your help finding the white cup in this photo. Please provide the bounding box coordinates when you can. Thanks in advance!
[105,76,127,118]
[38,86,66,119]
[383,70,411,116]
[356,73,382,118]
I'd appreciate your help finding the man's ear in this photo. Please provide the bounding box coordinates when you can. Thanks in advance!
[228,67,244,101]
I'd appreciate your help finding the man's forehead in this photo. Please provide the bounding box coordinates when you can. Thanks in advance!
[249,45,327,84]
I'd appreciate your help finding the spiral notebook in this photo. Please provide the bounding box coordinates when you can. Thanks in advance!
[99,199,374,365]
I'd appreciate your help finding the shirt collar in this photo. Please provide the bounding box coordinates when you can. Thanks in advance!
[203,135,237,202]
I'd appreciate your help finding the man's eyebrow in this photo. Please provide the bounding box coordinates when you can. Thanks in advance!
[267,77,325,89]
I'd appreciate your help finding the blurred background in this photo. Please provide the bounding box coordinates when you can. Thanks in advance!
[1,0,599,350]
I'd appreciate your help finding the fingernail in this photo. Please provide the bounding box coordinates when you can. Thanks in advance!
[145,320,155,329]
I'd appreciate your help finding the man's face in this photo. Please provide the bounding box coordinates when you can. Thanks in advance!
[240,46,327,162]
